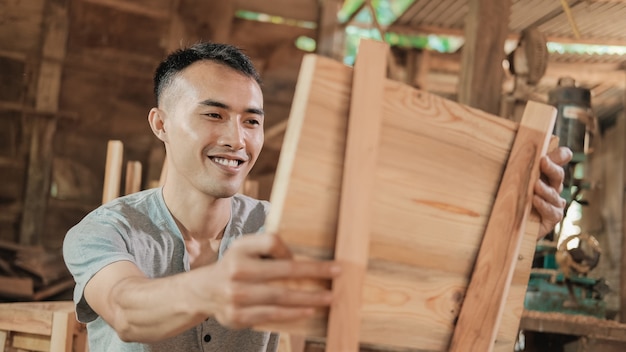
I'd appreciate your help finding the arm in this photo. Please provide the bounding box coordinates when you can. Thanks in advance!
[84,233,339,343]
[533,146,573,238]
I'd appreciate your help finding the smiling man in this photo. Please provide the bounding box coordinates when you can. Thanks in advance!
[63,42,340,352]
[63,42,571,352]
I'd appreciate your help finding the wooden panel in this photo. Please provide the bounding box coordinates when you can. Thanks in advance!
[449,102,556,352]
[0,0,46,54]
[262,53,550,351]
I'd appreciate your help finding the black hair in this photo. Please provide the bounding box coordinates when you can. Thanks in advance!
[153,42,261,105]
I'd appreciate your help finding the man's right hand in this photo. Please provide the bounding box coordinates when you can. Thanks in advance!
[204,233,341,329]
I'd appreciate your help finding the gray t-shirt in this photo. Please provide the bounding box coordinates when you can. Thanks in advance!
[63,188,278,352]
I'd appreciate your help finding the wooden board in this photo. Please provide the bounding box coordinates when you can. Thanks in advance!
[262,47,554,351]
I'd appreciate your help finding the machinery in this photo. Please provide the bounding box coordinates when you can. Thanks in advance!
[524,78,609,318]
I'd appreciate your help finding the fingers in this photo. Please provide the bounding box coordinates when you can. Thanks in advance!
[229,232,293,260]
[547,146,573,167]
[225,234,341,282]
[216,305,318,330]
[220,282,333,308]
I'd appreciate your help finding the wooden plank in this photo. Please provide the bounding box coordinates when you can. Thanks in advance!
[0,330,7,350]
[102,140,124,204]
[458,0,511,115]
[12,332,50,351]
[326,39,387,352]
[50,310,74,352]
[0,303,58,335]
[261,52,542,351]
[316,0,344,61]
[521,310,626,342]
[124,161,142,195]
[449,101,556,352]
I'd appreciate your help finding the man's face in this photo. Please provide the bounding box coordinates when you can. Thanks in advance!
[159,60,264,198]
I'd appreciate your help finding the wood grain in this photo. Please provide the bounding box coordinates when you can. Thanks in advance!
[102,140,124,204]
[448,101,556,352]
[326,39,388,351]
[262,53,550,351]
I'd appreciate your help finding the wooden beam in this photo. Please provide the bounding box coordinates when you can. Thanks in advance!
[102,140,124,204]
[19,114,56,246]
[458,0,511,115]
[326,39,387,352]
[449,101,556,352]
[316,0,344,61]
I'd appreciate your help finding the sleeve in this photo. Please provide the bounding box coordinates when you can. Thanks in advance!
[62,208,138,323]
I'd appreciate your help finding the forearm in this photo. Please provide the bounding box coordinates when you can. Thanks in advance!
[88,263,216,343]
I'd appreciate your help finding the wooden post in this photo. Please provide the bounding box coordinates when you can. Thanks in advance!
[18,0,68,245]
[325,39,387,352]
[316,0,344,61]
[102,140,124,204]
[19,114,56,245]
[124,161,142,195]
[458,0,511,115]
[449,101,557,352]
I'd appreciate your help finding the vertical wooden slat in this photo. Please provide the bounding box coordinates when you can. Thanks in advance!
[458,0,511,115]
[49,311,74,352]
[102,140,124,204]
[124,161,142,195]
[19,114,56,245]
[325,39,388,352]
[449,101,557,352]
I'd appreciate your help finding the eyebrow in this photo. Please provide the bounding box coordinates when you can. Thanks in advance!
[199,99,264,116]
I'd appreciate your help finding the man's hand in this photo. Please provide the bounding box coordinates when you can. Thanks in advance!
[205,233,340,329]
[533,146,574,238]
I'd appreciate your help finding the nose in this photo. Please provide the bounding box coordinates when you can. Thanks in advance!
[218,119,245,150]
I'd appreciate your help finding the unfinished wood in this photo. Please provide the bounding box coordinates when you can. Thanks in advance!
[102,140,124,204]
[458,0,511,115]
[448,101,556,352]
[521,310,626,342]
[19,115,57,245]
[262,51,549,351]
[316,0,344,61]
[0,301,81,352]
[124,161,142,195]
[326,39,387,352]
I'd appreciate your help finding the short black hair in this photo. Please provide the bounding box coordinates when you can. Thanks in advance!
[153,42,261,105]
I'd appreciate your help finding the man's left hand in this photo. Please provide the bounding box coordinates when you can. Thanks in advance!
[533,146,573,238]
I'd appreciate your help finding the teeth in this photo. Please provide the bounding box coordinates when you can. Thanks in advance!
[213,157,239,167]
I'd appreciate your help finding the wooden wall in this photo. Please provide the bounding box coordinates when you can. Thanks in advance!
[0,0,321,249]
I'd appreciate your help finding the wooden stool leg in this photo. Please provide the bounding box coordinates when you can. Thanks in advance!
[0,330,8,350]
[50,311,74,352]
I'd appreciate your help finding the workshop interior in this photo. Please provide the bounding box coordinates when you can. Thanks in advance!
[1,0,626,351]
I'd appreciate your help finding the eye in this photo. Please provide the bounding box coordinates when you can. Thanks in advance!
[245,117,263,127]
[203,112,222,119]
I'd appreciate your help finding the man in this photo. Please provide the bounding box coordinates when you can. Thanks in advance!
[63,42,571,352]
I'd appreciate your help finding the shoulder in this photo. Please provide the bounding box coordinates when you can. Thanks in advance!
[229,194,270,234]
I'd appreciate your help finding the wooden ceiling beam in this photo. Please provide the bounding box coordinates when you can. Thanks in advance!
[388,24,626,47]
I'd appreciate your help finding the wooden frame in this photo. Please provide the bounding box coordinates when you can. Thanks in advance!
[260,39,556,351]
[0,301,87,352]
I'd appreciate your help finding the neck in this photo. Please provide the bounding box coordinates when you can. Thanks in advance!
[162,183,232,241]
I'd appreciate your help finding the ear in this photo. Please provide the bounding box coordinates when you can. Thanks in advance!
[148,108,168,143]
